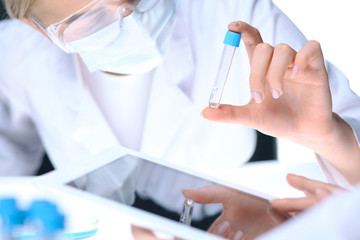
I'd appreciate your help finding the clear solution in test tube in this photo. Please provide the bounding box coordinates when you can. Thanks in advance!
[209,30,242,108]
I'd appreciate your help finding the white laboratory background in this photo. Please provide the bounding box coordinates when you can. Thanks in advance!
[272,0,360,163]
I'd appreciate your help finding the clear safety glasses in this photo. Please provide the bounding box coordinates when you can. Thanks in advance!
[30,0,160,53]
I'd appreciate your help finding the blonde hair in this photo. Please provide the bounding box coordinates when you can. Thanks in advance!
[2,0,38,19]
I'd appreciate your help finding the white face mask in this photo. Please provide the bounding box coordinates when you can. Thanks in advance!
[68,0,177,75]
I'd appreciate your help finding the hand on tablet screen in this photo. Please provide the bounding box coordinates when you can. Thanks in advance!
[131,225,164,240]
[131,225,183,240]
[183,185,290,240]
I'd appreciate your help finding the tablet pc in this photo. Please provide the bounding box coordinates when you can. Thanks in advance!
[37,146,290,239]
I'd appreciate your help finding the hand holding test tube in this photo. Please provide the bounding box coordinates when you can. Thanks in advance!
[209,30,242,108]
[204,21,360,185]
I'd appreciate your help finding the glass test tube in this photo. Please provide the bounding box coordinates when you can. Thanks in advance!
[209,30,242,108]
[179,199,194,226]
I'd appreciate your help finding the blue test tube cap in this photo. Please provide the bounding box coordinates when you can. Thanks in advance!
[39,212,65,234]
[0,198,25,229]
[223,30,242,47]
[27,200,65,233]
[0,197,17,215]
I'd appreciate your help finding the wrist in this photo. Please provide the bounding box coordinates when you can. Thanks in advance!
[305,113,360,184]
[305,113,348,153]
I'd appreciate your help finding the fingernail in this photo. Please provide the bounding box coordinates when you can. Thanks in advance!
[291,65,299,79]
[252,91,263,103]
[231,21,240,26]
[232,231,244,240]
[271,88,281,99]
[217,221,230,235]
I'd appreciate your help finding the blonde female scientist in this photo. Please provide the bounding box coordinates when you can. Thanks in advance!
[1,0,360,223]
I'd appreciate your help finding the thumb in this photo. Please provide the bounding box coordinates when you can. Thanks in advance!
[201,105,254,126]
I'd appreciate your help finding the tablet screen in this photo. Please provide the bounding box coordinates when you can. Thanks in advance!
[66,154,289,239]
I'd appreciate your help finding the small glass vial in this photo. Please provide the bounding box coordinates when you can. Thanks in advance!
[179,199,194,226]
[209,30,242,108]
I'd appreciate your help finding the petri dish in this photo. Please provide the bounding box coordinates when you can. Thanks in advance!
[64,215,99,239]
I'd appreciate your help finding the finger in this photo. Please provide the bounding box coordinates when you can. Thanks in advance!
[207,220,244,240]
[201,105,256,129]
[228,21,263,63]
[267,207,292,223]
[182,185,230,204]
[249,43,274,103]
[291,40,326,80]
[286,174,326,194]
[131,225,158,240]
[314,188,332,201]
[286,174,343,195]
[268,43,296,99]
[232,230,245,240]
[208,220,232,237]
[270,197,316,212]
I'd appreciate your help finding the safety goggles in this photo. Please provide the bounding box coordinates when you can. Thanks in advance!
[30,0,160,53]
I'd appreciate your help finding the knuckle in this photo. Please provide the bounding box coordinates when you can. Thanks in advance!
[296,40,324,65]
[296,50,307,63]
[308,40,321,49]
[254,42,273,53]
[274,43,292,54]
[253,28,261,38]
[237,20,246,29]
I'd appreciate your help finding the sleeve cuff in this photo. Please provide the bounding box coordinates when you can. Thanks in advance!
[343,117,360,148]
[315,154,354,190]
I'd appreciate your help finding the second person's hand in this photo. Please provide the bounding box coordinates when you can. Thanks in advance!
[183,185,289,240]
[270,173,344,214]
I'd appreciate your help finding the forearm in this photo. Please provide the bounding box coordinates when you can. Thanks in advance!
[306,113,360,185]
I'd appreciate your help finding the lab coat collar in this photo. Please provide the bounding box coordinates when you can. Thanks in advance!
[68,61,196,159]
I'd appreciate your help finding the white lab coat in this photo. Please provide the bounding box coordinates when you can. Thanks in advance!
[1,0,360,215]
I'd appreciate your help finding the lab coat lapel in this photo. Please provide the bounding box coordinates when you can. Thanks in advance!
[140,32,196,159]
[141,73,194,159]
[67,57,120,154]
[70,87,120,154]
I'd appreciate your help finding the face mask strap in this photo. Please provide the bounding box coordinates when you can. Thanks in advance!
[117,4,137,30]
[28,16,51,36]
[136,0,161,13]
